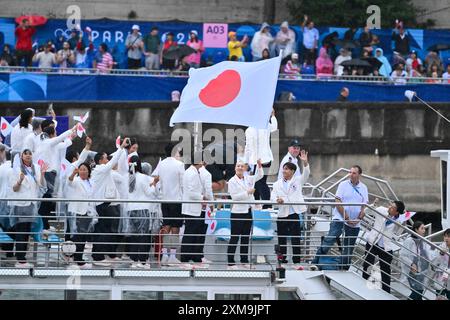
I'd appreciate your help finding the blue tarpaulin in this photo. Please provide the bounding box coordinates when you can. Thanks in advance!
[0,72,449,102]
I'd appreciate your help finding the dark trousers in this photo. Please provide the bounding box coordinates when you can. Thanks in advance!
[128,235,151,263]
[277,213,302,264]
[302,46,317,66]
[227,211,253,265]
[362,243,394,293]
[72,234,90,265]
[409,290,424,300]
[127,58,141,69]
[4,222,31,262]
[15,50,33,67]
[254,163,271,209]
[38,171,57,230]
[181,211,207,263]
[92,203,121,261]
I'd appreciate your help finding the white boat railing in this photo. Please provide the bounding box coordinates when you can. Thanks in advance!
[0,197,447,300]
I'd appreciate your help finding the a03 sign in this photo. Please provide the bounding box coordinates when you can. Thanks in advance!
[203,23,228,48]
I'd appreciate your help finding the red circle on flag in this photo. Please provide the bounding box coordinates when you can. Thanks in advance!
[199,70,241,108]
[1,123,6,130]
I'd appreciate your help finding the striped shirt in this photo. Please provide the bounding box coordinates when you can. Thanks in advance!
[283,60,301,78]
[96,52,113,73]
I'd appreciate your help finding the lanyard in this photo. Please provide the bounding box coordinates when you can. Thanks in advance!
[349,181,364,201]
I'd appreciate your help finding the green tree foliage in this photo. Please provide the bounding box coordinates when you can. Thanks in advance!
[287,0,428,28]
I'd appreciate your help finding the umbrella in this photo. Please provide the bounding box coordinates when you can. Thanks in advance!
[363,57,383,70]
[15,15,47,26]
[322,32,339,45]
[163,45,196,60]
[333,39,360,49]
[427,44,450,52]
[341,58,372,68]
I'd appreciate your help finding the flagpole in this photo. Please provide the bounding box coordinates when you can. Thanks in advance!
[193,122,203,152]
[415,94,450,124]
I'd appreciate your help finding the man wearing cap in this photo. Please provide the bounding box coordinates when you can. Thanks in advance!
[126,25,144,69]
[143,27,161,70]
[277,139,304,181]
[227,31,247,62]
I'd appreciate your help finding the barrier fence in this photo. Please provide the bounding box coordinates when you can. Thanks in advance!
[0,197,448,300]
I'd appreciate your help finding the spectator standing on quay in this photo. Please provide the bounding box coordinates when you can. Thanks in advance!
[392,21,410,58]
[161,32,178,70]
[275,21,296,59]
[15,18,35,67]
[56,41,75,69]
[334,48,352,76]
[227,31,248,62]
[32,44,56,71]
[301,15,319,66]
[1,44,16,66]
[143,27,161,70]
[283,53,301,79]
[126,25,144,70]
[316,47,334,77]
[251,22,274,61]
[185,30,204,69]
[375,48,392,79]
[93,43,114,73]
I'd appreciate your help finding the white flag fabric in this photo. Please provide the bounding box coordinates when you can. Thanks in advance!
[170,55,282,129]
[73,111,89,124]
[405,90,416,102]
[0,117,12,137]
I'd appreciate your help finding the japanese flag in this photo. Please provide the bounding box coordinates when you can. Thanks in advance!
[204,207,216,235]
[0,117,12,137]
[170,54,282,129]
[76,123,86,138]
[73,111,90,124]
[397,211,416,224]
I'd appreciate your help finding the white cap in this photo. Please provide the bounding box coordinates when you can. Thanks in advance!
[132,25,140,31]
[292,53,299,59]
[190,30,198,36]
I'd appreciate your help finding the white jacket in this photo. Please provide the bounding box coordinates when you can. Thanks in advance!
[244,116,278,165]
[0,161,12,200]
[228,167,264,213]
[182,166,204,217]
[8,164,44,207]
[159,157,184,201]
[23,132,41,153]
[277,152,302,181]
[127,173,157,212]
[11,124,32,153]
[34,129,73,172]
[364,206,402,252]
[91,148,125,203]
[66,176,94,215]
[271,166,310,217]
[199,166,213,202]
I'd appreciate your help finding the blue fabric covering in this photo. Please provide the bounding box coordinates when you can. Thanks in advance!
[0,72,449,102]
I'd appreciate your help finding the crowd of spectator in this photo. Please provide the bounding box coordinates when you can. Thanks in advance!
[1,17,449,84]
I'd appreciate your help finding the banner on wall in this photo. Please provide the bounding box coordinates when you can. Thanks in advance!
[203,23,228,48]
